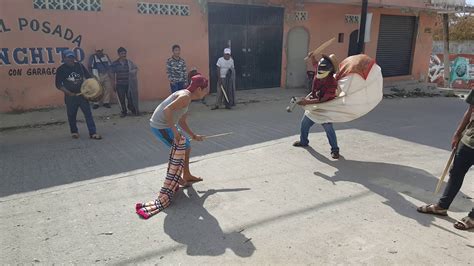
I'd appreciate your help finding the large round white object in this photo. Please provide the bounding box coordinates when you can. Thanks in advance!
[303,64,383,124]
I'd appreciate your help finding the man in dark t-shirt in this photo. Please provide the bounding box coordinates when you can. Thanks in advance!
[418,90,473,230]
[55,50,101,139]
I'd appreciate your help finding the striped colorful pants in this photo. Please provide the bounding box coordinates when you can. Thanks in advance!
[135,136,187,219]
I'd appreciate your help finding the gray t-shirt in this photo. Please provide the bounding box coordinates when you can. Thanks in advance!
[461,90,474,149]
[150,91,188,129]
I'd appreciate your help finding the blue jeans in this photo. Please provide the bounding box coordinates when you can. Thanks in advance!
[170,81,186,93]
[300,115,339,152]
[65,95,96,135]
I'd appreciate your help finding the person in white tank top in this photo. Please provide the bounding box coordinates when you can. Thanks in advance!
[150,74,209,185]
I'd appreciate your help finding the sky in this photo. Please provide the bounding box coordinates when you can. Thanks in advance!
[467,0,474,6]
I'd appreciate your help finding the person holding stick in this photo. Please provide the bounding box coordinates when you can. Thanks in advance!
[212,48,235,110]
[418,89,474,230]
[149,74,209,186]
[293,52,340,159]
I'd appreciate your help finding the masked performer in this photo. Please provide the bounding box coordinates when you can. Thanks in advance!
[293,53,340,159]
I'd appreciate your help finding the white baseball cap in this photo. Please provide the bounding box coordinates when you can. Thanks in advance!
[224,48,231,55]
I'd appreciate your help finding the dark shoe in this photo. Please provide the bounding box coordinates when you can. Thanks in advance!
[331,151,340,159]
[92,104,100,109]
[90,133,102,140]
[211,106,219,110]
[120,113,127,118]
[293,141,308,147]
[225,106,231,110]
[103,103,111,108]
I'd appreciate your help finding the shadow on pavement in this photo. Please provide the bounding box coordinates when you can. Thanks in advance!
[116,187,255,264]
[0,97,467,197]
[116,189,374,264]
[163,187,255,257]
[306,147,471,228]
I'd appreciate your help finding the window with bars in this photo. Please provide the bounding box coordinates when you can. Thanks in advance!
[294,11,308,21]
[345,14,360,24]
[137,2,190,16]
[33,0,102,12]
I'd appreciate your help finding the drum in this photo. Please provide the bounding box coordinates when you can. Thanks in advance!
[79,78,104,102]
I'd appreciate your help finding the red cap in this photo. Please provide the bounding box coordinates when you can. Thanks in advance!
[187,74,208,92]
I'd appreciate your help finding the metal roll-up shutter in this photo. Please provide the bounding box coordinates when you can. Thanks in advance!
[376,15,417,77]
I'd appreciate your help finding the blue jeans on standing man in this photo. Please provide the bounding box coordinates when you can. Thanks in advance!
[299,115,339,152]
[170,81,186,93]
[65,95,97,136]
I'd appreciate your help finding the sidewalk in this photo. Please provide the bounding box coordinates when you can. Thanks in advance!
[0,88,303,131]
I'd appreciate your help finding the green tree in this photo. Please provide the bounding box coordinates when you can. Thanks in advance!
[433,13,474,41]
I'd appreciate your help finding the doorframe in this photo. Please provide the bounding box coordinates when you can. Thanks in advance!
[285,26,310,88]
[408,16,419,76]
[348,29,359,57]
[207,2,284,91]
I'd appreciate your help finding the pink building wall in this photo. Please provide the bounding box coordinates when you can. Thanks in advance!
[0,0,436,112]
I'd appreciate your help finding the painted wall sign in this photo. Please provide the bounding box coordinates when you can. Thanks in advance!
[0,18,85,77]
[429,54,474,89]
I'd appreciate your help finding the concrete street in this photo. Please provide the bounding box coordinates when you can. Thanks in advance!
[0,92,472,264]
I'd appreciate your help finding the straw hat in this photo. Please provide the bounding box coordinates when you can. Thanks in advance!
[80,78,104,102]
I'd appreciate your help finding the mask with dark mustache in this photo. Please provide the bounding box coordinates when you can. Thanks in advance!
[316,57,334,79]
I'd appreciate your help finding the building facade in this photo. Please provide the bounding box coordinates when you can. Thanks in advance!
[0,0,460,112]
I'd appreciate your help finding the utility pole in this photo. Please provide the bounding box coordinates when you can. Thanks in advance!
[442,13,450,87]
[358,0,368,54]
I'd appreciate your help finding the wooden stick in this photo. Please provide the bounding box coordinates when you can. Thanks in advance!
[205,132,233,139]
[190,132,233,141]
[435,149,456,194]
[220,85,230,104]
[304,37,336,61]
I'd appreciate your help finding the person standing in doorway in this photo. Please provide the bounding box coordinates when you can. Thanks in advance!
[55,50,102,140]
[166,44,187,93]
[111,47,140,117]
[212,48,235,110]
[88,48,113,110]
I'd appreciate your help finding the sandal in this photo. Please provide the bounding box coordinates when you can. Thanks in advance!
[454,216,474,230]
[90,134,102,140]
[71,133,79,139]
[178,178,190,188]
[417,204,448,216]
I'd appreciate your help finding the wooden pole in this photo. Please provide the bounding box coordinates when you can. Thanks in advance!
[358,0,368,54]
[442,13,450,88]
[435,149,455,194]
